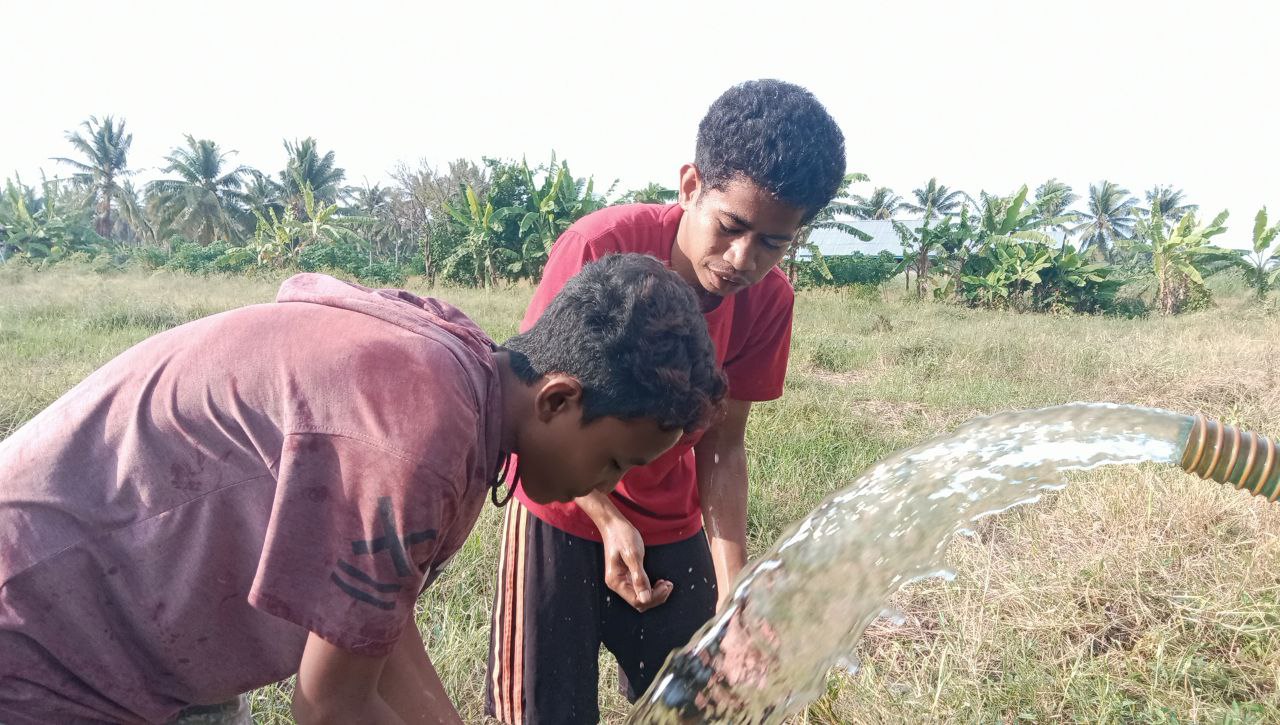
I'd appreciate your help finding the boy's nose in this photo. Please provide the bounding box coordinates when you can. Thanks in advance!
[725,238,755,273]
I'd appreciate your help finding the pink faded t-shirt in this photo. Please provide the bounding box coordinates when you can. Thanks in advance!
[0,274,502,724]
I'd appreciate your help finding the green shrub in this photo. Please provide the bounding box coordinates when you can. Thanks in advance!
[166,240,234,275]
[357,261,405,287]
[796,252,897,290]
[298,239,364,274]
[126,246,169,270]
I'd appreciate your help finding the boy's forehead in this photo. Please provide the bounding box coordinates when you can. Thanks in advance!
[702,178,808,234]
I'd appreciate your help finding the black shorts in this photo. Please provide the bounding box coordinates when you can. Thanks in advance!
[485,498,717,724]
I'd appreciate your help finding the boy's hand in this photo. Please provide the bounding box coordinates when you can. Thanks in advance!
[602,518,673,612]
[578,489,674,612]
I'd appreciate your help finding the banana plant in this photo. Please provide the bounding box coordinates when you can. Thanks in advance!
[244,207,298,266]
[939,186,1069,303]
[1239,207,1280,299]
[893,217,937,298]
[961,239,1053,308]
[444,184,503,288]
[499,155,609,282]
[227,183,366,268]
[514,157,567,255]
[894,210,970,299]
[962,266,1012,307]
[977,185,1074,248]
[1129,209,1232,314]
[929,208,977,300]
[1036,245,1117,311]
[0,176,102,261]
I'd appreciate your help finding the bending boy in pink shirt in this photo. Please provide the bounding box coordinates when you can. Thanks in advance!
[0,253,725,724]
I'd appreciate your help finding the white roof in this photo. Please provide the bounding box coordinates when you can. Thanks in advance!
[801,219,1068,259]
[800,220,917,259]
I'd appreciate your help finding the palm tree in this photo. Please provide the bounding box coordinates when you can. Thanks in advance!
[1032,179,1079,240]
[238,170,284,231]
[279,138,345,210]
[117,180,160,248]
[53,115,134,239]
[344,182,390,214]
[1071,181,1139,260]
[1141,186,1198,230]
[622,182,677,205]
[902,178,970,220]
[343,181,404,264]
[147,136,249,244]
[848,187,902,220]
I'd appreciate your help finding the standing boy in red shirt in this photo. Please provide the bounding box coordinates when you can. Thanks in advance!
[0,254,724,724]
[487,79,848,723]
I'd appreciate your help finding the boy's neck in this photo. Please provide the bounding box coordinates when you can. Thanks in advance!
[670,214,699,289]
[493,350,526,454]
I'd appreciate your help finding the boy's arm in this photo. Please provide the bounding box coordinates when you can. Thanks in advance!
[694,398,753,610]
[378,627,465,725]
[293,632,401,724]
[294,630,463,725]
[578,491,673,612]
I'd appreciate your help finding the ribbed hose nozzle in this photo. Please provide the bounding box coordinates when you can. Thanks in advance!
[1180,413,1280,501]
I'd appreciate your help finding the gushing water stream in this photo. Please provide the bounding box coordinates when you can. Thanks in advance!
[628,403,1277,724]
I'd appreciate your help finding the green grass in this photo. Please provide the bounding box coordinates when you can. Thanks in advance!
[3,265,1279,723]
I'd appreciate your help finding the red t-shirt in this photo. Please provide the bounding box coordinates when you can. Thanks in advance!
[0,274,502,724]
[512,203,794,544]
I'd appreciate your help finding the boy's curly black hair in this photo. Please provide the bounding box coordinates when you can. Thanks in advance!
[696,79,846,220]
[502,254,726,433]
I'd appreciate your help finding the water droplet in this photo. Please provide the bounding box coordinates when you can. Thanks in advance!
[835,655,860,675]
[879,607,907,626]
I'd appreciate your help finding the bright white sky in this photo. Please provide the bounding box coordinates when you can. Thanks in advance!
[3,0,1276,248]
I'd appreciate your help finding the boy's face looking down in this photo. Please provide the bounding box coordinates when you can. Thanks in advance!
[498,253,728,504]
[672,165,809,298]
[516,374,682,504]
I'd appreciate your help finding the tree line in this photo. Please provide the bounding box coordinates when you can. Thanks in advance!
[3,115,1278,315]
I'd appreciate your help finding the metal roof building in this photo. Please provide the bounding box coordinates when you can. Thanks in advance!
[798,220,919,260]
[800,219,1068,260]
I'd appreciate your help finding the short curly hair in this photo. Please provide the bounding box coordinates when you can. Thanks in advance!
[502,254,726,433]
[696,79,847,220]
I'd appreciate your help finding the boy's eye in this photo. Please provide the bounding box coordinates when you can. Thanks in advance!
[719,222,743,235]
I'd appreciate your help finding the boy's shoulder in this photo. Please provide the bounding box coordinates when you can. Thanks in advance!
[266,276,498,424]
[567,203,682,256]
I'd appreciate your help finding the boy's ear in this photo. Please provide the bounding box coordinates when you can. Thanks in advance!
[678,163,701,208]
[534,374,584,423]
